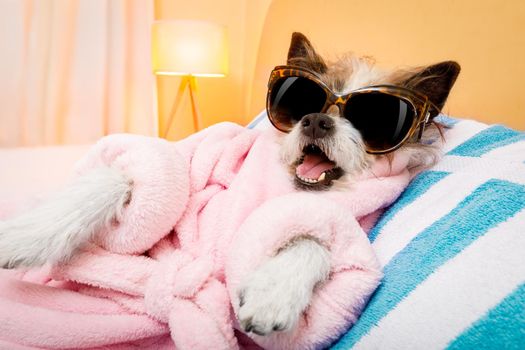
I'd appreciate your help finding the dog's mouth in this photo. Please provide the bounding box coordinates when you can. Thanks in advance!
[294,144,344,188]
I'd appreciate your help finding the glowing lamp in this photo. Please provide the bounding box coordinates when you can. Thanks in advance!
[152,20,228,136]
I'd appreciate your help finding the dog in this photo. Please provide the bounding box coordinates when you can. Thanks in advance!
[237,33,460,337]
[0,32,459,345]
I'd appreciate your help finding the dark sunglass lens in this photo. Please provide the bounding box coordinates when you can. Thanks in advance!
[344,92,416,152]
[269,77,327,130]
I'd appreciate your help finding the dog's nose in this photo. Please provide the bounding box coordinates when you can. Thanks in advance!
[301,114,334,139]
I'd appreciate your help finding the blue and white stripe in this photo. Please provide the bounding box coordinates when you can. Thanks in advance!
[330,119,525,349]
[247,110,271,129]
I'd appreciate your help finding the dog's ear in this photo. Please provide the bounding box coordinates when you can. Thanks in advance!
[287,32,327,73]
[402,61,461,118]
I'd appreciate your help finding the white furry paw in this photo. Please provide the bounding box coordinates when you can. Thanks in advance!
[0,167,132,269]
[236,238,331,336]
[237,269,307,336]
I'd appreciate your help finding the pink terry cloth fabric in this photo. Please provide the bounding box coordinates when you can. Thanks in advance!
[0,122,413,350]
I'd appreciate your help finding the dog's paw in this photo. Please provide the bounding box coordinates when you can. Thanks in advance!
[0,231,21,269]
[0,221,47,269]
[237,264,311,336]
[0,257,21,269]
[0,255,10,269]
[237,286,303,336]
[0,228,13,269]
[236,239,330,336]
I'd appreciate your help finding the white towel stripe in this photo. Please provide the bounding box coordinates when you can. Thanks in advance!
[482,140,525,162]
[355,209,525,350]
[372,173,486,267]
[441,120,489,154]
[433,155,525,185]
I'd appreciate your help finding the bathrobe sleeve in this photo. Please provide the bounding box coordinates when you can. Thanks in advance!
[224,149,415,349]
[72,122,251,254]
[224,192,384,349]
[73,133,191,254]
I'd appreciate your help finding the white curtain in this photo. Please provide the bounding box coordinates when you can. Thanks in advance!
[0,0,155,147]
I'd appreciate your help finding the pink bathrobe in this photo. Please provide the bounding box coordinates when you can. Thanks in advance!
[0,122,412,350]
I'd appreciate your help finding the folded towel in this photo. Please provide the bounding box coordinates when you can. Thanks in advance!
[331,119,525,349]
[0,122,413,349]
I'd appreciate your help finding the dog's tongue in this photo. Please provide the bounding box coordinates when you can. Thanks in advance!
[296,154,335,179]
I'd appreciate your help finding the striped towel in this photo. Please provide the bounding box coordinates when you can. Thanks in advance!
[330,118,525,349]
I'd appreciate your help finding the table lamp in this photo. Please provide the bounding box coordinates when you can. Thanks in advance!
[152,19,228,137]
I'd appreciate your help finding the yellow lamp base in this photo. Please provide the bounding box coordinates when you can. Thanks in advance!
[161,75,201,138]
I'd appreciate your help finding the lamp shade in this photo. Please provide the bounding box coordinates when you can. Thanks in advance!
[152,20,228,77]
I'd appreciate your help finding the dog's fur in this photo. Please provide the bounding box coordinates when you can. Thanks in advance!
[0,32,460,337]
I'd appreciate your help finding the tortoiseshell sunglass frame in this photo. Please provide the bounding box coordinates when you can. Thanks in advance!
[266,65,439,154]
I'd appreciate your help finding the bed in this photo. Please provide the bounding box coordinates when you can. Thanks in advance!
[1,0,524,349]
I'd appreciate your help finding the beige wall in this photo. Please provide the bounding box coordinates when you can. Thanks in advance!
[251,0,525,131]
[154,0,272,140]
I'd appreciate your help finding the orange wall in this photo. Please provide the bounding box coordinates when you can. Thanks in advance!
[250,0,525,130]
[157,0,525,134]
[154,0,272,140]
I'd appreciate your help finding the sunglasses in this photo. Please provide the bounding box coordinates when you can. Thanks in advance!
[266,65,440,154]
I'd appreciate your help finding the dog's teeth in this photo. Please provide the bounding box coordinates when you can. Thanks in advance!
[298,175,320,184]
[317,172,326,182]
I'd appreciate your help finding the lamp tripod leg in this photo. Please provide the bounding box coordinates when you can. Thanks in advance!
[188,76,201,132]
[163,76,190,138]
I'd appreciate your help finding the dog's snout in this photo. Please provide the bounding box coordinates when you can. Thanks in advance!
[301,114,334,139]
